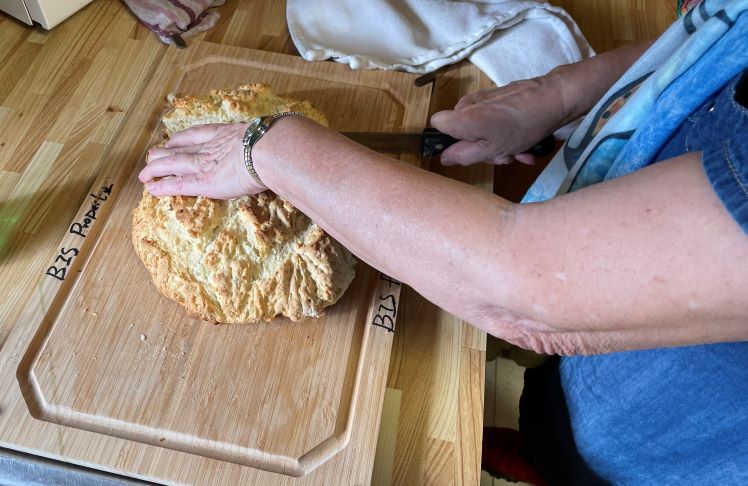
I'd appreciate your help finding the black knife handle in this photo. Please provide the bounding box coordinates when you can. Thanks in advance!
[526,135,557,158]
[422,128,459,157]
[422,128,556,159]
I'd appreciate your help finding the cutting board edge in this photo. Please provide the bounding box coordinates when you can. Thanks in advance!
[12,374,309,476]
[11,42,422,478]
[15,270,385,479]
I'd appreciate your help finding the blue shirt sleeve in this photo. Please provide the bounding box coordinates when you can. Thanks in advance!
[702,136,748,234]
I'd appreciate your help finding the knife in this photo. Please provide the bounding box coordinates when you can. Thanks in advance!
[342,128,556,159]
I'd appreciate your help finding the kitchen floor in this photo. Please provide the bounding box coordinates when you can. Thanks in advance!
[481,356,531,486]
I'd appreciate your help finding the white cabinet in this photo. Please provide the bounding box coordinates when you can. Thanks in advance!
[0,0,32,25]
[1,0,94,29]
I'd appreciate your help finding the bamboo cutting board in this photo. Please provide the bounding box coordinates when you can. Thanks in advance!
[8,42,431,481]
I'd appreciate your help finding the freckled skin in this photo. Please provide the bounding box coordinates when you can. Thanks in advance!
[138,45,748,355]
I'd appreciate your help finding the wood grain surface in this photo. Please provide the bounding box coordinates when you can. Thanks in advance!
[0,0,676,484]
[370,60,494,485]
[0,0,480,483]
[14,42,433,478]
[554,0,676,52]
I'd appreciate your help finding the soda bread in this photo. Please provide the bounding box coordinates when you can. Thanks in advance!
[131,84,355,323]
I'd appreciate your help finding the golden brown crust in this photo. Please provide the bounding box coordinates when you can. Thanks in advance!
[161,83,328,136]
[131,84,355,323]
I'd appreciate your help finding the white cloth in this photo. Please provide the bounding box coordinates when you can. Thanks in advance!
[287,0,594,87]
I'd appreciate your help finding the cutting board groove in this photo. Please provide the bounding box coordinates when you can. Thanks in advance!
[14,42,431,478]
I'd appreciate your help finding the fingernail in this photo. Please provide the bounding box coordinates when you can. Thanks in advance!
[430,111,446,125]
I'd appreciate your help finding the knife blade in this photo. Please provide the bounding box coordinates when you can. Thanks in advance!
[342,128,556,159]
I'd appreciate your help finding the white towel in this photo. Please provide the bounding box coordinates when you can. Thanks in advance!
[287,0,594,87]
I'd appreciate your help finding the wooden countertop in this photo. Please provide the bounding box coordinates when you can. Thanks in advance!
[0,1,488,483]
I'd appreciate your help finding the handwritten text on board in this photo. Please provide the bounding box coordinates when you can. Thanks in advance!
[372,273,400,332]
[45,182,113,281]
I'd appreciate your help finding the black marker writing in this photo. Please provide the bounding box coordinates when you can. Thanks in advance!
[379,273,401,288]
[372,274,399,332]
[46,182,113,281]
[45,247,80,281]
[69,184,112,238]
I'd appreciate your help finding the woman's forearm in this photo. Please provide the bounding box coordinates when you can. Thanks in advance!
[547,41,653,125]
[429,41,654,166]
[255,118,748,355]
[253,116,520,326]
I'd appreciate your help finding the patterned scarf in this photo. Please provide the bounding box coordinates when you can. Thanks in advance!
[523,0,748,203]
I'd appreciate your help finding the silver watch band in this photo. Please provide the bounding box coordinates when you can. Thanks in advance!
[242,111,305,187]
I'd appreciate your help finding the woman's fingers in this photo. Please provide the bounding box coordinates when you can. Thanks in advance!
[513,152,536,165]
[141,122,257,199]
[439,139,497,166]
[145,173,208,198]
[430,109,479,141]
[164,125,221,148]
[440,142,534,166]
[138,151,206,183]
[146,144,201,161]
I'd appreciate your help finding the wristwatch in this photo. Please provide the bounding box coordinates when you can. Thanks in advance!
[242,111,305,187]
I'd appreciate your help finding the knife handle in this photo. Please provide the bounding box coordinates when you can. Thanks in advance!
[422,128,556,159]
[525,135,557,158]
[422,128,459,157]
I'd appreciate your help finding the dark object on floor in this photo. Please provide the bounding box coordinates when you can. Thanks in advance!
[122,0,225,46]
[482,427,548,485]
[519,357,609,485]
[486,336,549,368]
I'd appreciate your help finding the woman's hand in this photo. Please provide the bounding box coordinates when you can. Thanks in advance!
[431,42,654,167]
[138,122,264,199]
[430,76,568,166]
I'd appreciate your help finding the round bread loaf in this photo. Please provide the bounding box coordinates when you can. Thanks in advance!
[132,84,356,323]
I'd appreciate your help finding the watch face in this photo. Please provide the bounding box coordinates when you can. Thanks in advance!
[243,117,263,144]
[247,117,263,131]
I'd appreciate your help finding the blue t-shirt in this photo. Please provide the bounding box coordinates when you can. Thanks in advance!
[657,70,748,232]
[528,71,748,485]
